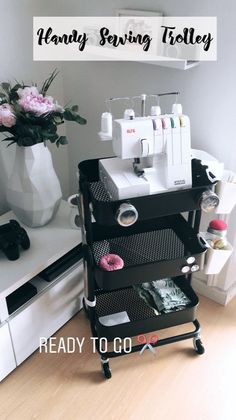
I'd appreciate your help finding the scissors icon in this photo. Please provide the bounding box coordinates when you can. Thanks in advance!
[137,334,159,355]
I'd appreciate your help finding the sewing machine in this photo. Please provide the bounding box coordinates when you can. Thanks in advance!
[98,93,220,200]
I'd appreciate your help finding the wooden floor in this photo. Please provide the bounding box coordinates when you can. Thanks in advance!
[1,294,236,420]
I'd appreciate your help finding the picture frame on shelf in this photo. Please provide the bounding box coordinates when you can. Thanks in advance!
[115,9,199,70]
[115,9,162,17]
[115,9,163,57]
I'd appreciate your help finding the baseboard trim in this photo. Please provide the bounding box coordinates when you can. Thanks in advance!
[192,276,236,305]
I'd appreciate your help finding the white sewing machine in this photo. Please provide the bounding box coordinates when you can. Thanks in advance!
[98,94,219,200]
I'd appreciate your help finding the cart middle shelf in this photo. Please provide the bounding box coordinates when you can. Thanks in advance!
[90,214,206,290]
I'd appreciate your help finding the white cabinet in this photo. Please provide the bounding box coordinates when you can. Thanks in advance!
[0,201,83,381]
[0,322,16,381]
[9,262,84,365]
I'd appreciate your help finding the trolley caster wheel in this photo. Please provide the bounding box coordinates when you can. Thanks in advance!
[82,297,89,318]
[193,338,205,355]
[101,362,112,379]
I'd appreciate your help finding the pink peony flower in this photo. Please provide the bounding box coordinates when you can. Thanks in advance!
[0,104,16,128]
[19,93,56,116]
[17,86,40,98]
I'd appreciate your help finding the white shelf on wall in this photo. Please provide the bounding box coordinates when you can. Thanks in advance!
[85,46,199,70]
[147,60,200,70]
[113,9,200,70]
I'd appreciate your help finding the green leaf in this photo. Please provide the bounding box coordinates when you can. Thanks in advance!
[52,111,64,122]
[9,92,18,102]
[1,136,16,147]
[46,133,58,141]
[7,141,16,147]
[9,84,22,101]
[58,136,68,145]
[12,83,22,91]
[56,136,68,147]
[71,105,79,112]
[75,115,87,125]
[20,137,38,147]
[40,69,59,95]
[63,108,87,125]
[2,136,16,141]
[49,134,58,143]
[41,130,56,140]
[1,137,16,146]
[13,79,22,87]
[1,82,10,92]
[0,126,11,133]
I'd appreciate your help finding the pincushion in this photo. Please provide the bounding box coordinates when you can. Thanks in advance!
[208,220,228,232]
[207,219,228,249]
[99,254,124,271]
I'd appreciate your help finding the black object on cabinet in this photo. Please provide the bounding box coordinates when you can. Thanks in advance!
[79,158,210,379]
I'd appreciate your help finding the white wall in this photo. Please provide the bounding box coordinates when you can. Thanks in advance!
[0,0,70,215]
[54,0,236,194]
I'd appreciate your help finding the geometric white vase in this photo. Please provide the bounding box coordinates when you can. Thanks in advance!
[6,143,62,227]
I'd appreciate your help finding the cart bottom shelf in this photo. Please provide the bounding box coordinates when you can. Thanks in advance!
[94,277,199,341]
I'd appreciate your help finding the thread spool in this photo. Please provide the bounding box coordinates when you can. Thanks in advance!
[98,112,112,140]
[116,203,138,227]
[124,109,135,120]
[172,103,183,115]
[151,106,161,116]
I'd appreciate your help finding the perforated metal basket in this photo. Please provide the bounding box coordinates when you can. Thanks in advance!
[95,277,199,341]
[92,214,206,290]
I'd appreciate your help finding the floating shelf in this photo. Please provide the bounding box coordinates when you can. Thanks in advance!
[145,60,200,70]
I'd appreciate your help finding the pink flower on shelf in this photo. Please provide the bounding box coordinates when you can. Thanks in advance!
[18,92,57,116]
[0,104,16,128]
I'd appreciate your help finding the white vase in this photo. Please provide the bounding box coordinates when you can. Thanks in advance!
[6,143,62,227]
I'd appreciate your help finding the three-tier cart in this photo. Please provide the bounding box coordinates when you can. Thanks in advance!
[79,158,211,379]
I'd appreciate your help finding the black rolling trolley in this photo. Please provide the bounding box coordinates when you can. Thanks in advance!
[79,158,213,379]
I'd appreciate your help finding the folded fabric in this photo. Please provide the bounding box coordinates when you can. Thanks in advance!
[134,286,160,315]
[152,279,190,311]
[135,282,165,313]
[134,279,190,314]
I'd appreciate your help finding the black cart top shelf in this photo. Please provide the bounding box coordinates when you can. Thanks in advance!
[79,159,214,226]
